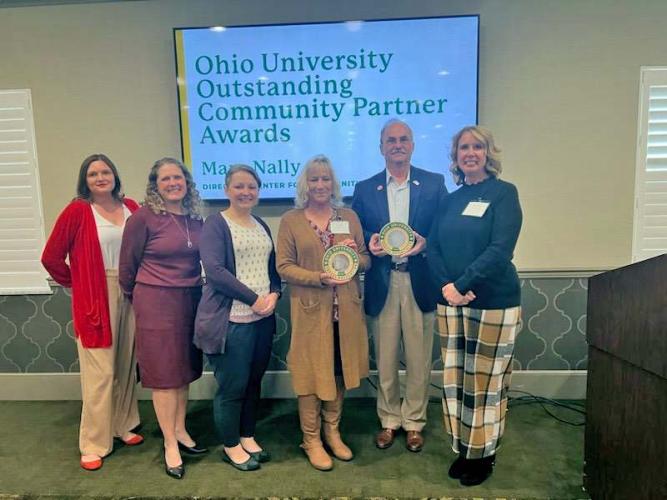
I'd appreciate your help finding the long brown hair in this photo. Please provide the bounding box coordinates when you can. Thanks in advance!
[76,153,123,201]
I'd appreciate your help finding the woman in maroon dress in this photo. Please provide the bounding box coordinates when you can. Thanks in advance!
[120,157,208,479]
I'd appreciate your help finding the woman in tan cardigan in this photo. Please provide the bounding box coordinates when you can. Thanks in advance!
[277,154,370,471]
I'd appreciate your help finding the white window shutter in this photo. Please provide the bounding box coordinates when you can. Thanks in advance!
[632,68,667,263]
[0,89,50,294]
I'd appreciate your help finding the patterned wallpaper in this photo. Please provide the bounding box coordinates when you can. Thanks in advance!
[0,277,588,373]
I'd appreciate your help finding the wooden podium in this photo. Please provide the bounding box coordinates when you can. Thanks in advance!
[585,254,667,500]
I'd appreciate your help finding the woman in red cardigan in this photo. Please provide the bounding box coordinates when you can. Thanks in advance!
[41,154,143,471]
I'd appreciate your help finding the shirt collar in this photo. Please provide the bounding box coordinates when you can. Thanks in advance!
[385,169,411,187]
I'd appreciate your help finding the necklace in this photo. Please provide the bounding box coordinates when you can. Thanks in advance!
[168,212,192,248]
[305,206,335,231]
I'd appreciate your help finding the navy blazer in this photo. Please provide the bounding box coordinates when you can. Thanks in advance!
[351,166,447,316]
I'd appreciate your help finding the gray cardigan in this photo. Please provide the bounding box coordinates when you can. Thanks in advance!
[193,212,281,354]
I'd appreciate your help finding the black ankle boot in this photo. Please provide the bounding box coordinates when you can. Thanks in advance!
[460,455,495,486]
[448,455,468,479]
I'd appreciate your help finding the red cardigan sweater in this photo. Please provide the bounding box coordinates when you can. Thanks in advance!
[41,198,140,348]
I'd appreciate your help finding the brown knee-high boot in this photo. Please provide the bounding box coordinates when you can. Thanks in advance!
[321,377,353,461]
[298,395,333,471]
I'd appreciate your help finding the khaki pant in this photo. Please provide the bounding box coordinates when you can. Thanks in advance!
[368,271,434,431]
[76,270,140,456]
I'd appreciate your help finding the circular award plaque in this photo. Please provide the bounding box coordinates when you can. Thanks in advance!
[322,244,359,281]
[379,222,415,256]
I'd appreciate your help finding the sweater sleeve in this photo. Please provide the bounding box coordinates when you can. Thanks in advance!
[427,195,454,289]
[260,220,283,296]
[349,211,371,273]
[276,214,324,287]
[119,209,149,297]
[200,215,258,306]
[41,202,81,287]
[453,183,523,294]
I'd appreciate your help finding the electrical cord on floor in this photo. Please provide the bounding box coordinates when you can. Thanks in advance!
[365,360,586,427]
[507,389,586,427]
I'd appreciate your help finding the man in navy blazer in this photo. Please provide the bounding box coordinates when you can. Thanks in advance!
[352,119,446,453]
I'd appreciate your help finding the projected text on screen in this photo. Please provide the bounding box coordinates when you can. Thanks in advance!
[174,17,479,199]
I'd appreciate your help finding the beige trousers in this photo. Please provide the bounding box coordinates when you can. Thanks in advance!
[368,271,435,431]
[76,270,140,457]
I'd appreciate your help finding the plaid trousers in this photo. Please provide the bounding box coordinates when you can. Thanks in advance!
[436,304,521,459]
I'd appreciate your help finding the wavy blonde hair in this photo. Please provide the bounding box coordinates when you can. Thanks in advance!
[144,157,202,219]
[449,125,502,185]
[294,154,343,209]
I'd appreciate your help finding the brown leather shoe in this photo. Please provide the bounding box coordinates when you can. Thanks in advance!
[375,428,396,449]
[406,430,424,452]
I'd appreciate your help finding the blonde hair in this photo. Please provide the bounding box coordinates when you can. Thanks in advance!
[144,157,202,219]
[449,126,502,185]
[294,154,343,209]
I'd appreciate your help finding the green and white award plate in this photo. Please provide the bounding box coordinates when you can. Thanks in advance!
[379,222,415,256]
[322,244,359,281]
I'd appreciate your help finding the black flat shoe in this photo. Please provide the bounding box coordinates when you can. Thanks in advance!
[221,449,260,471]
[245,448,271,463]
[165,463,185,480]
[460,456,494,486]
[448,455,468,479]
[178,441,209,455]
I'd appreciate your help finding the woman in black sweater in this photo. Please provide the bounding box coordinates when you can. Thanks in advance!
[428,126,522,487]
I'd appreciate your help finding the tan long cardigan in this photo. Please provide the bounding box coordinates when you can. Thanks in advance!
[276,207,371,401]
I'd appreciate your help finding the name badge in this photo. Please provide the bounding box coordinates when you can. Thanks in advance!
[330,220,350,234]
[462,201,490,217]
